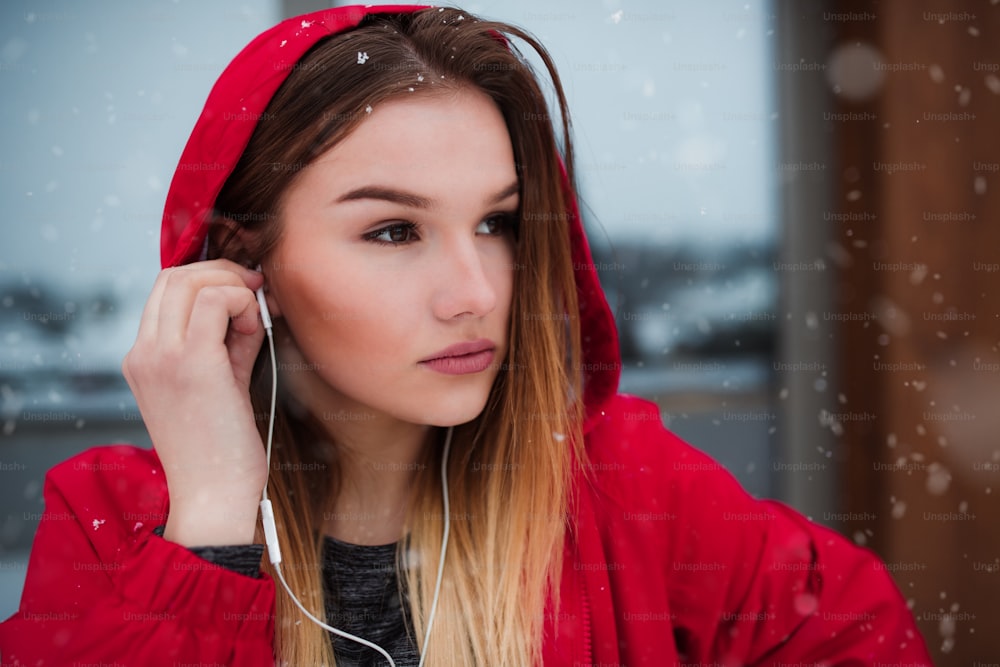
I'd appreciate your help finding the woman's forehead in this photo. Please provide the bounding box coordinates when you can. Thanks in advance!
[290,89,519,201]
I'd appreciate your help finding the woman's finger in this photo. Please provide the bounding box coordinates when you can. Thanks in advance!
[184,284,261,360]
[132,259,261,346]
[154,265,262,347]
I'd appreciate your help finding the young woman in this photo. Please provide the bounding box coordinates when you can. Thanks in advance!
[0,5,932,666]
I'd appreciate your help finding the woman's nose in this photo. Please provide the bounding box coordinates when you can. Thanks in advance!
[430,239,501,320]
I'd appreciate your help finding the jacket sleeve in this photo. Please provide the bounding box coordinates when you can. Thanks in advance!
[0,446,276,667]
[599,396,935,665]
[662,424,933,664]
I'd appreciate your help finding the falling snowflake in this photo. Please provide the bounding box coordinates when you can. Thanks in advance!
[925,463,951,495]
[92,519,106,531]
[793,593,819,616]
[365,105,373,114]
[357,51,370,65]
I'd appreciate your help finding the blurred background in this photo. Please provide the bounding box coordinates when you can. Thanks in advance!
[1,0,997,663]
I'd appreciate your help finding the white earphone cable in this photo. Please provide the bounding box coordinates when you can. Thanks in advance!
[420,426,451,667]
[259,315,277,505]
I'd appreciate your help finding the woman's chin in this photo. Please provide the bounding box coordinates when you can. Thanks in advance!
[415,396,490,428]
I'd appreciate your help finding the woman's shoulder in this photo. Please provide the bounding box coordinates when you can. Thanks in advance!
[47,444,164,489]
[52,442,160,467]
[579,392,765,536]
[583,392,730,483]
[43,444,169,536]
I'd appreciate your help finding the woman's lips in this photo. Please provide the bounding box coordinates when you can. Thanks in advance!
[418,339,496,375]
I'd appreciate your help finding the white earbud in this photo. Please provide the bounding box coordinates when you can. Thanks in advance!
[254,265,272,332]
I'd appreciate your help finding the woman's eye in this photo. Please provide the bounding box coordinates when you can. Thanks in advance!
[365,222,419,245]
[476,213,517,236]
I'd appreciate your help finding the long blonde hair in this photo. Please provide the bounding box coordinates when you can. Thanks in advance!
[210,8,585,664]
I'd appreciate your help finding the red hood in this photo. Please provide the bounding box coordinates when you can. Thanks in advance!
[159,4,620,428]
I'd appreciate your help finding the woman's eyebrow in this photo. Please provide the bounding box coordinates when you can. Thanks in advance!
[489,181,520,204]
[333,181,520,209]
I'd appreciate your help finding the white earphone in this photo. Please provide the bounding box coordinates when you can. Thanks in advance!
[253,270,451,667]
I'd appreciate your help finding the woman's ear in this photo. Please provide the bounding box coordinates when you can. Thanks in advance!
[208,214,253,267]
[209,215,284,319]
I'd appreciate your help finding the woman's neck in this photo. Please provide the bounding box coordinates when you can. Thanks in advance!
[321,423,431,545]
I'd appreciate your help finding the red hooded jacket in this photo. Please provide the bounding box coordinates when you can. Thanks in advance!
[0,5,933,666]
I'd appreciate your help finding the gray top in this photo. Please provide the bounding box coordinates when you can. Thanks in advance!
[153,525,419,666]
[320,535,418,667]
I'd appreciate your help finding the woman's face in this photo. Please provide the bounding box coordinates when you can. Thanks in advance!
[264,87,518,430]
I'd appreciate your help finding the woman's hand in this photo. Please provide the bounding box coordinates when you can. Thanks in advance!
[122,260,269,547]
